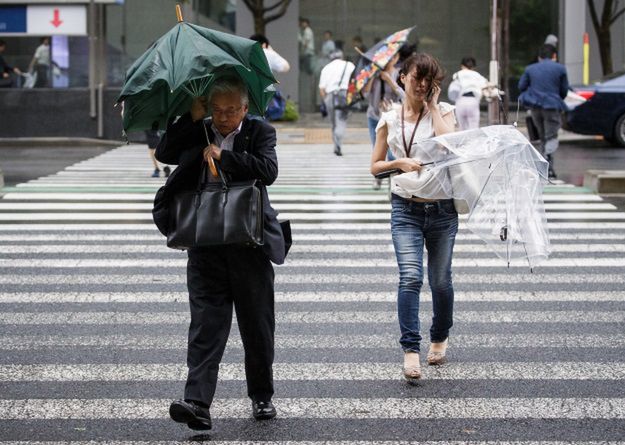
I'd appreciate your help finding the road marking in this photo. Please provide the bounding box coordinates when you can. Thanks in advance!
[1,397,623,419]
[1,291,624,304]
[1,333,623,350]
[1,363,624,381]
[0,310,621,325]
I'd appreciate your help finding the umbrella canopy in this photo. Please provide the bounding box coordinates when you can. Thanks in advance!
[117,21,277,133]
[347,26,414,104]
[393,125,551,269]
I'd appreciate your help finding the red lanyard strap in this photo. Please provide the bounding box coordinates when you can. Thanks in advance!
[401,105,424,158]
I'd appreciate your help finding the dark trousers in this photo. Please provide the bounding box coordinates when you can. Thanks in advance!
[530,108,561,155]
[184,245,275,408]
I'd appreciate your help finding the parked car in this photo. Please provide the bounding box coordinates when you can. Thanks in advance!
[565,70,625,146]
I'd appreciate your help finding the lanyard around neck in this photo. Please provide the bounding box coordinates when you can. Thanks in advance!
[401,105,424,158]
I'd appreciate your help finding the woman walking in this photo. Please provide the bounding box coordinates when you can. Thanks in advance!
[370,53,457,383]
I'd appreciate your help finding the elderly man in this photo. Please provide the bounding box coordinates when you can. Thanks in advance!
[155,76,285,430]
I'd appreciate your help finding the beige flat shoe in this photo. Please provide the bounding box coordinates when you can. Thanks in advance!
[402,351,421,383]
[427,339,449,365]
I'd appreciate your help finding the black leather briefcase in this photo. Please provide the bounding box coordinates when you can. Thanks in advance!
[166,164,264,250]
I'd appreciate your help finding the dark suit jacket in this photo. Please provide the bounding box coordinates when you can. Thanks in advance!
[153,113,286,265]
[518,59,570,111]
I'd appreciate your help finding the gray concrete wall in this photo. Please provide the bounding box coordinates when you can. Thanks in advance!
[235,1,300,104]
[0,88,124,140]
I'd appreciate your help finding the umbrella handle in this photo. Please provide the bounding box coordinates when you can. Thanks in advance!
[207,156,218,177]
[176,4,183,22]
[201,122,219,178]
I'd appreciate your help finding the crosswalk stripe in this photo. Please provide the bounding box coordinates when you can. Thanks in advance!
[1,291,623,303]
[0,202,615,210]
[1,273,623,285]
[0,233,622,242]
[1,222,625,231]
[2,212,624,221]
[0,258,622,268]
[1,243,624,254]
[1,398,623,419]
[1,310,622,325]
[1,192,605,202]
[1,363,624,381]
[1,333,622,349]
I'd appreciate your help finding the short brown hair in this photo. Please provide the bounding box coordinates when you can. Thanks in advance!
[398,53,445,89]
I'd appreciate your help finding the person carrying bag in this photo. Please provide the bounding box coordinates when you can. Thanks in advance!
[152,76,290,430]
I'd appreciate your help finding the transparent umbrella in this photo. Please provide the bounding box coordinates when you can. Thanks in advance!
[393,125,551,269]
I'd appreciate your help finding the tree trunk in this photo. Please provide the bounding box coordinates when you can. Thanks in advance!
[598,28,613,75]
[253,11,265,35]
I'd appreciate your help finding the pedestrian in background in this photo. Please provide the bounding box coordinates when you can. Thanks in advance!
[156,76,286,429]
[319,30,336,69]
[28,37,50,88]
[250,34,290,74]
[146,125,170,178]
[370,53,457,383]
[298,17,315,75]
[362,51,404,188]
[319,49,355,156]
[447,57,488,130]
[518,44,569,179]
[0,39,21,88]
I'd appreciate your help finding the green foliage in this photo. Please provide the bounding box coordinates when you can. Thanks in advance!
[509,0,559,70]
[279,99,300,122]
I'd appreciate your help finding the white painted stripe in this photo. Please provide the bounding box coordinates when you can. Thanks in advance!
[1,398,623,419]
[1,212,624,221]
[2,243,624,254]
[0,222,624,231]
[1,333,622,349]
[0,273,623,286]
[0,258,622,268]
[0,291,623,303]
[0,310,621,325]
[0,192,606,202]
[0,202,615,211]
[1,363,624,381]
[0,232,622,242]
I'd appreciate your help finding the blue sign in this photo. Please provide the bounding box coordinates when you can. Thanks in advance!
[0,6,27,33]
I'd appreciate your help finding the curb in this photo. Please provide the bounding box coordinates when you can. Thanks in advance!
[0,138,124,148]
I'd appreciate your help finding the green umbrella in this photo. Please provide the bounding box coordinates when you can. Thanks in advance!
[116,21,277,133]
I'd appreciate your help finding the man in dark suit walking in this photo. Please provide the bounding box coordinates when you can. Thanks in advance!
[519,44,570,179]
[155,76,285,430]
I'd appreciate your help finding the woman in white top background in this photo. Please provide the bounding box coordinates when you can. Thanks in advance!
[370,53,457,383]
[447,56,488,130]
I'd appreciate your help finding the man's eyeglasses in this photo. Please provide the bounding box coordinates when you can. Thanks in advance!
[211,106,244,118]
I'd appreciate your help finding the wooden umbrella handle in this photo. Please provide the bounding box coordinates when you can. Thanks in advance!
[176,4,183,22]
[207,155,218,177]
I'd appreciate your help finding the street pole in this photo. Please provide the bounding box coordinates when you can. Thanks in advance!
[89,0,96,119]
[488,0,499,124]
[501,0,510,123]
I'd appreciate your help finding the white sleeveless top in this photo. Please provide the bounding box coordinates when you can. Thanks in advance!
[375,102,456,199]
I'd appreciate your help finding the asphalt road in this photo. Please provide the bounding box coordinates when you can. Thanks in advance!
[0,139,624,442]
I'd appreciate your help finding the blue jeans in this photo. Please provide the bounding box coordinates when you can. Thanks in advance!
[368,117,395,161]
[390,194,458,352]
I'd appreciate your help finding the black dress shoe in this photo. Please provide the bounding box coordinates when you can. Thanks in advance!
[169,399,212,430]
[252,400,277,420]
[334,146,342,156]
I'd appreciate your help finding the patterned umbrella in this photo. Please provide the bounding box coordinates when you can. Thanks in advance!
[347,26,414,104]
